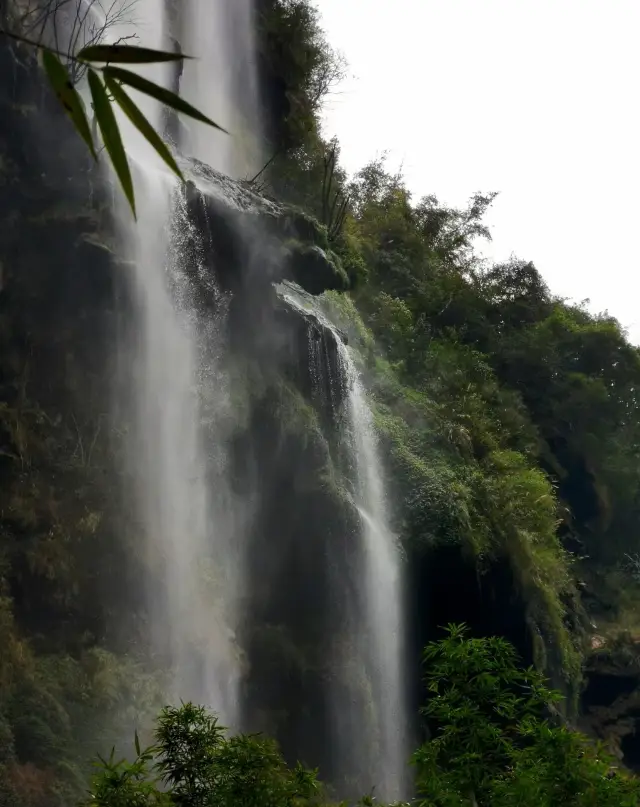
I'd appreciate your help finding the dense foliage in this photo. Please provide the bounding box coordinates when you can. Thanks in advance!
[338,133,640,657]
[88,703,322,807]
[412,626,640,806]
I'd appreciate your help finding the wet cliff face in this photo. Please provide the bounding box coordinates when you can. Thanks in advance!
[124,170,380,790]
[224,289,360,782]
[581,634,640,769]
[181,197,365,779]
[0,42,135,654]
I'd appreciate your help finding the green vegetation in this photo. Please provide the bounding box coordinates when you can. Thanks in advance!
[411,626,640,806]
[88,703,321,807]
[2,0,640,801]
[88,629,640,807]
[255,0,640,684]
[338,158,640,673]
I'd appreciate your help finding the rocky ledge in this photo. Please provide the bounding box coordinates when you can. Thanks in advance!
[182,158,350,298]
[581,632,640,768]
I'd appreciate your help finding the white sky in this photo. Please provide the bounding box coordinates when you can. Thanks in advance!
[318,0,640,342]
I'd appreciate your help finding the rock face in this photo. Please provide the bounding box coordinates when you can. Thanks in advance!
[141,156,365,779]
[581,634,640,768]
[287,243,349,295]
[182,160,349,299]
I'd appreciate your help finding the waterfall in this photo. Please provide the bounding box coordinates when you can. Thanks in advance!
[339,345,408,799]
[68,0,408,792]
[105,0,259,722]
[278,283,409,798]
[179,0,262,176]
[117,170,239,717]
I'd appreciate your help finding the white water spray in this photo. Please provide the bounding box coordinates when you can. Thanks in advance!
[180,0,262,176]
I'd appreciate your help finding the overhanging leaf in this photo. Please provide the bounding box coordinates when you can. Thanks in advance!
[106,76,183,181]
[77,44,191,64]
[88,69,136,216]
[41,50,96,160]
[104,66,228,133]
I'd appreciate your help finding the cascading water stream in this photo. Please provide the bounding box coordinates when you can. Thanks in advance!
[339,345,408,799]
[179,0,262,176]
[278,283,409,798]
[118,169,238,717]
[102,0,260,722]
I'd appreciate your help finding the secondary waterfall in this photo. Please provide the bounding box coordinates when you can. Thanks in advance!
[279,284,408,798]
[340,347,408,799]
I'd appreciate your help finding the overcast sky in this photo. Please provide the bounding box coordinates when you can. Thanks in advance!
[318,0,640,342]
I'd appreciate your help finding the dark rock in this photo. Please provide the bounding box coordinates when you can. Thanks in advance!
[268,208,329,250]
[288,243,349,296]
[581,633,640,769]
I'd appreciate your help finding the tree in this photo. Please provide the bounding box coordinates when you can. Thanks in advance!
[412,625,640,807]
[255,0,345,153]
[321,139,349,241]
[88,703,321,807]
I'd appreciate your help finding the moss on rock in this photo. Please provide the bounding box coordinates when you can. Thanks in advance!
[271,207,330,251]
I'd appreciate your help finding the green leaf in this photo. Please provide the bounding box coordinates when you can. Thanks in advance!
[77,44,190,64]
[134,730,141,757]
[105,76,184,181]
[88,69,136,217]
[41,51,96,160]
[104,66,228,133]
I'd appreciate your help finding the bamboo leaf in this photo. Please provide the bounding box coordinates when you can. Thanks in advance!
[105,76,184,181]
[134,730,141,757]
[104,66,228,133]
[88,69,136,216]
[77,44,190,64]
[41,51,96,159]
